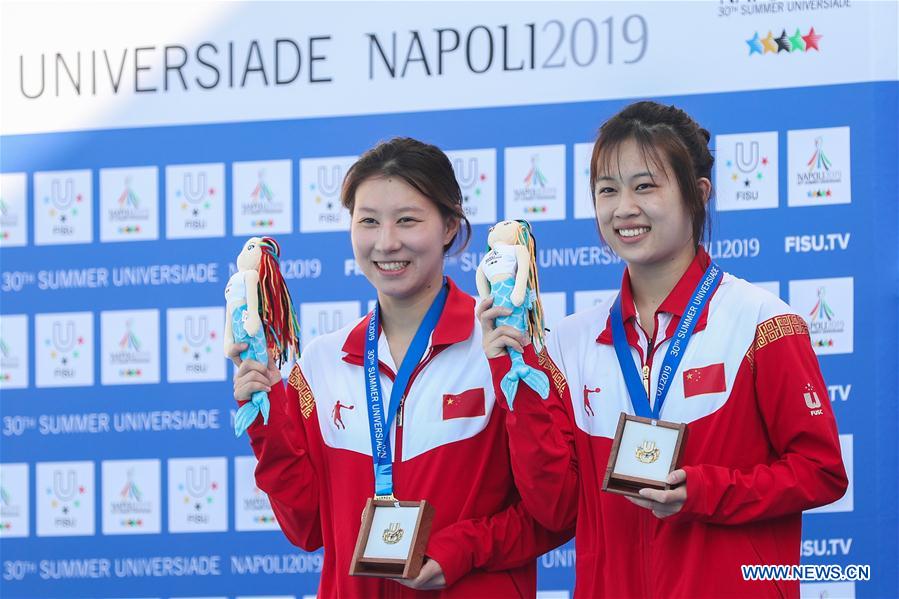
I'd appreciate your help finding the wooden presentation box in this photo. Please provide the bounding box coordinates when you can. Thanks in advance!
[602,413,687,499]
[349,498,435,579]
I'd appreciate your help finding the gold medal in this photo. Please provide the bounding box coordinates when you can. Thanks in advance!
[382,522,404,544]
[635,440,660,464]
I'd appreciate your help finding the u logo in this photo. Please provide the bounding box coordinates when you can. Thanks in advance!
[184,317,209,347]
[50,178,76,210]
[182,172,207,204]
[53,470,77,501]
[185,466,210,498]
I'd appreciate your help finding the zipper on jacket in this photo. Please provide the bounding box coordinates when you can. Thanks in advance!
[394,346,441,463]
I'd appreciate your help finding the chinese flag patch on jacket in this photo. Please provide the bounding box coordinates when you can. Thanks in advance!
[443,388,486,420]
[682,363,726,398]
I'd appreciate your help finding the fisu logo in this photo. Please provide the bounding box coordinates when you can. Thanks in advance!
[803,383,824,416]
[317,311,344,336]
[182,172,208,204]
[185,466,210,499]
[53,470,77,503]
[734,141,760,173]
[454,157,479,193]
[50,179,76,210]
[52,321,76,353]
[316,165,343,197]
[804,392,822,409]
[184,316,209,349]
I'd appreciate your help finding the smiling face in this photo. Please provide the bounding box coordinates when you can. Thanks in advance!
[351,176,458,305]
[594,138,703,272]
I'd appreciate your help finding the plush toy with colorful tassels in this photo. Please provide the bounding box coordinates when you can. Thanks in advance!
[225,237,300,436]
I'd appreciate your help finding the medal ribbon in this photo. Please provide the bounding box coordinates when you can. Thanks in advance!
[611,262,722,420]
[363,279,448,497]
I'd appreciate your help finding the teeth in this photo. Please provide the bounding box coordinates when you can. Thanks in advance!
[376,261,409,271]
[618,227,650,238]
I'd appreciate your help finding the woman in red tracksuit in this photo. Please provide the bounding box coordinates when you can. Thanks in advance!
[479,102,848,598]
[230,137,570,598]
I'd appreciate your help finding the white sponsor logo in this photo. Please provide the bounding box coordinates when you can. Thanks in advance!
[36,461,95,536]
[35,312,94,388]
[165,163,226,238]
[446,148,497,225]
[232,160,292,235]
[0,172,28,247]
[33,169,93,245]
[789,277,853,355]
[1,463,30,538]
[168,457,228,533]
[504,145,566,222]
[787,127,852,207]
[166,307,226,383]
[234,455,279,532]
[101,309,160,385]
[101,459,161,535]
[299,156,355,232]
[0,314,29,390]
[99,166,159,241]
[714,132,779,211]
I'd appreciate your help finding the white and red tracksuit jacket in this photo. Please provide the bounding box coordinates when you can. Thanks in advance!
[491,248,848,598]
[246,277,571,599]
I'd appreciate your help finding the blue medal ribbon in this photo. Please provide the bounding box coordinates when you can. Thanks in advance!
[611,262,723,420]
[363,279,448,498]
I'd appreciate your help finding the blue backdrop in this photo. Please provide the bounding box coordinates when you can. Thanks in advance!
[1,3,897,598]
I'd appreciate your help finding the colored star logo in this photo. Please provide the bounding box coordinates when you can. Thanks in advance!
[761,157,769,166]
[775,29,791,52]
[744,179,751,187]
[761,31,778,54]
[746,32,763,55]
[789,28,806,52]
[803,27,822,52]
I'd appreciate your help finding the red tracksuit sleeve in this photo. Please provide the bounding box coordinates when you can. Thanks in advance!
[487,342,579,532]
[676,320,848,525]
[425,497,572,587]
[246,375,323,551]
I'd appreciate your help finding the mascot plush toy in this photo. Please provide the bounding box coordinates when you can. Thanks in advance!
[225,237,300,436]
[476,220,549,410]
